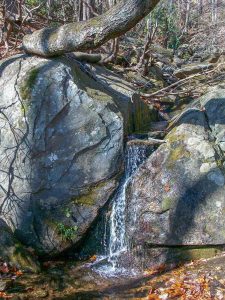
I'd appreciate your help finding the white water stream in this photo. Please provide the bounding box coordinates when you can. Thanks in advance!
[94,143,150,276]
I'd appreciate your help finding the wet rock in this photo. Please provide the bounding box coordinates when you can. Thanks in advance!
[0,54,155,256]
[127,138,165,147]
[150,121,168,131]
[126,87,225,266]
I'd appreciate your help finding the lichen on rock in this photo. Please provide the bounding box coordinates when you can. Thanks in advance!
[125,87,225,267]
[0,54,155,256]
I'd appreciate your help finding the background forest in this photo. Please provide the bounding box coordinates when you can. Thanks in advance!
[2,0,225,105]
[1,0,225,59]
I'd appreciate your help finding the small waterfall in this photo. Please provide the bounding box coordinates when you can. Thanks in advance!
[92,141,154,276]
[108,144,149,273]
[89,142,152,277]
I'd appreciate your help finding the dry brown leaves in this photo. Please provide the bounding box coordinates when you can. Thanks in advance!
[148,273,224,300]
[0,261,23,277]
[0,291,12,298]
[0,259,23,297]
[89,255,97,263]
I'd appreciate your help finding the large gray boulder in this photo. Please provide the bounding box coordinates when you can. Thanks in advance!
[0,54,155,255]
[126,87,225,266]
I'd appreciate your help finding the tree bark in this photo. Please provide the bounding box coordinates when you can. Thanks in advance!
[22,0,160,57]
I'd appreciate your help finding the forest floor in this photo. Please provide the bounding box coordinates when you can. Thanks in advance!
[1,252,224,299]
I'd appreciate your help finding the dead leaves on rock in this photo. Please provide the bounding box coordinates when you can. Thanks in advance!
[0,291,12,298]
[89,255,97,263]
[144,264,167,277]
[0,260,23,277]
[0,259,23,298]
[148,269,225,299]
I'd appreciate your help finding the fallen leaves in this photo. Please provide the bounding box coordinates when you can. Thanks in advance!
[0,259,23,297]
[89,255,97,263]
[0,260,23,277]
[144,264,167,276]
[148,294,160,300]
[0,263,9,274]
[145,254,225,299]
[0,291,12,298]
[148,272,224,299]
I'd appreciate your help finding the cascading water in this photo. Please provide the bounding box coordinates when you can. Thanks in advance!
[108,144,149,271]
[94,142,152,276]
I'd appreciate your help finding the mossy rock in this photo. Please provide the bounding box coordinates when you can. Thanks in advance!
[20,67,40,101]
[0,220,40,273]
[161,197,175,212]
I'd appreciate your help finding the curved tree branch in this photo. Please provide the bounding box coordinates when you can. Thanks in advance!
[22,0,160,57]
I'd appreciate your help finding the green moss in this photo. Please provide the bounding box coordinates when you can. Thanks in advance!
[20,67,40,101]
[166,131,190,167]
[132,99,157,133]
[56,223,77,241]
[150,45,173,58]
[42,218,75,247]
[72,181,107,206]
[167,131,186,144]
[162,197,175,212]
[182,53,191,60]
[11,244,40,273]
[216,159,225,167]
[85,86,111,102]
[74,193,95,206]
[168,145,190,164]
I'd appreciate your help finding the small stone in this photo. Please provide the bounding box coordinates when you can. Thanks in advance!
[207,169,225,186]
[200,162,217,173]
[219,141,225,151]
[196,142,215,159]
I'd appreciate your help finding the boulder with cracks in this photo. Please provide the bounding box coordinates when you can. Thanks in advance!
[125,87,225,267]
[0,54,156,256]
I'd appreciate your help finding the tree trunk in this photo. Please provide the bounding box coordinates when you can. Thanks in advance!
[22,0,160,57]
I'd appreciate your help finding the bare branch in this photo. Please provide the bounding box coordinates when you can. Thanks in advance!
[22,0,160,57]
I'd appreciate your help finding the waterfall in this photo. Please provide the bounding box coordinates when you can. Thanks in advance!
[108,143,150,274]
[92,141,152,276]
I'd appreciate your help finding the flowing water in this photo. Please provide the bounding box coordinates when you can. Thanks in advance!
[94,142,151,276]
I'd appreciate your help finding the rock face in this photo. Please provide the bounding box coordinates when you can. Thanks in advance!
[0,219,40,272]
[0,54,155,255]
[126,87,225,266]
